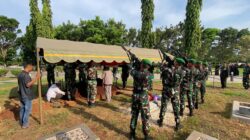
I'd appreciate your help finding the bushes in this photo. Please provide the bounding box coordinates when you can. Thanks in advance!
[0,69,8,77]
[11,69,22,77]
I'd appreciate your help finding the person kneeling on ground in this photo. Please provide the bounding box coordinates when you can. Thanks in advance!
[46,83,65,103]
[102,66,113,102]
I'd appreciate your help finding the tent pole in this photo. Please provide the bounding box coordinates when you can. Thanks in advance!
[36,48,43,125]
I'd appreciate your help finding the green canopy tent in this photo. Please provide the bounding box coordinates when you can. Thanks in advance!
[36,37,165,124]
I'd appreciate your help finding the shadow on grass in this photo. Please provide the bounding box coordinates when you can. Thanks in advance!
[174,131,190,140]
[112,95,131,103]
[68,106,130,139]
[210,103,232,119]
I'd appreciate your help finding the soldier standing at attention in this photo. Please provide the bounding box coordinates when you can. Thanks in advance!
[64,63,77,100]
[200,62,209,103]
[193,61,202,109]
[180,59,195,116]
[121,64,130,89]
[46,64,56,87]
[130,59,152,140]
[87,62,97,107]
[157,58,185,131]
[220,63,229,88]
[243,63,250,90]
[79,64,87,83]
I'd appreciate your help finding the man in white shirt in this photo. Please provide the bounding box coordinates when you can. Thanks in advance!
[46,83,65,102]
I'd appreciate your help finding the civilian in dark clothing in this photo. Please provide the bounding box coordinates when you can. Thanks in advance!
[220,63,229,88]
[17,63,40,129]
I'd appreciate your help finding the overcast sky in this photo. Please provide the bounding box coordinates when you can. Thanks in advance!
[1,0,250,33]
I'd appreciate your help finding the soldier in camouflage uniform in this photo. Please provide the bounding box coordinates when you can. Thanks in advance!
[200,62,209,103]
[157,58,185,131]
[193,61,202,109]
[180,59,195,116]
[130,59,152,140]
[46,64,56,87]
[243,63,250,90]
[87,62,97,107]
[79,64,88,95]
[64,63,77,100]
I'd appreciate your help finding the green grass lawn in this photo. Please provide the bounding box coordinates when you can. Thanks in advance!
[0,78,250,140]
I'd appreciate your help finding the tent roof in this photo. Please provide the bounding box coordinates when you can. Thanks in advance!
[37,37,163,64]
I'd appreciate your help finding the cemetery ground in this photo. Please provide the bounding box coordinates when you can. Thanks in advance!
[0,77,250,140]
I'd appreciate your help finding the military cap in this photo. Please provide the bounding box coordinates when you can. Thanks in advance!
[203,62,208,66]
[196,61,202,65]
[142,59,152,66]
[175,57,185,65]
[188,59,196,64]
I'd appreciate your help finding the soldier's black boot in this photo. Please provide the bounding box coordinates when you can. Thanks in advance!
[130,131,136,140]
[157,119,163,127]
[174,119,182,131]
[195,102,199,109]
[180,109,184,116]
[189,109,193,116]
[144,134,152,140]
[201,98,205,104]
[88,101,91,107]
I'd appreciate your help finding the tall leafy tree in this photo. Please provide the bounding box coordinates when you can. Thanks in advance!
[141,0,154,48]
[22,0,53,62]
[198,28,220,61]
[125,28,138,47]
[105,19,126,45]
[42,0,53,38]
[0,16,21,66]
[21,0,41,63]
[184,0,203,58]
[238,35,250,62]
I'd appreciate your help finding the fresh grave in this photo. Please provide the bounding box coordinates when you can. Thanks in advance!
[40,124,100,140]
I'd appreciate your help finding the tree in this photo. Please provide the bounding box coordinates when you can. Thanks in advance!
[238,35,250,62]
[0,16,21,66]
[22,0,53,63]
[42,0,53,38]
[105,19,126,45]
[184,0,203,58]
[125,28,138,47]
[198,28,220,61]
[54,21,82,41]
[79,16,107,44]
[141,0,154,48]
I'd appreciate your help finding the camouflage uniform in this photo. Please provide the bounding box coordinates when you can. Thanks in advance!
[130,68,151,138]
[87,65,97,105]
[180,67,194,116]
[64,63,77,100]
[200,67,209,103]
[46,64,55,87]
[193,67,201,109]
[243,65,250,90]
[158,65,184,128]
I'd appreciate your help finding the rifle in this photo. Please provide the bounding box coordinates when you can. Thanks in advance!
[166,47,188,66]
[121,46,141,70]
[159,48,174,67]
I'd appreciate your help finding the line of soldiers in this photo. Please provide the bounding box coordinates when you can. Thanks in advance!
[128,56,209,140]
[46,62,98,107]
